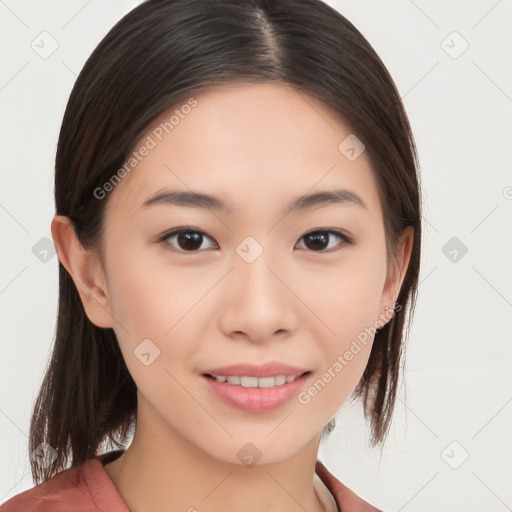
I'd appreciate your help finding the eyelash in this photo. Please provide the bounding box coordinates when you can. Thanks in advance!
[158,227,354,254]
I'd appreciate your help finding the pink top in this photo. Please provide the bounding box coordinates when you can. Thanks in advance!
[1,450,382,511]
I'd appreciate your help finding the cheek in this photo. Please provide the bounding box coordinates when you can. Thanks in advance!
[104,245,210,371]
[302,249,387,333]
[107,263,170,338]
[105,241,191,338]
[298,268,381,415]
[105,255,199,399]
[301,248,387,390]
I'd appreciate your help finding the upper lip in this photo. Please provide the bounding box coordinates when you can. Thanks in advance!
[203,362,310,378]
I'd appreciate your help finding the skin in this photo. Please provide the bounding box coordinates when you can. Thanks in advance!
[52,82,412,512]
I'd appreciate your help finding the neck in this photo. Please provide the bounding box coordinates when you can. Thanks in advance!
[104,400,336,512]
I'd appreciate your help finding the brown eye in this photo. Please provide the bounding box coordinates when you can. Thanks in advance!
[296,230,352,252]
[159,228,352,254]
[161,229,217,252]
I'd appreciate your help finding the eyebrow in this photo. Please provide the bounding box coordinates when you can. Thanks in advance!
[140,188,366,214]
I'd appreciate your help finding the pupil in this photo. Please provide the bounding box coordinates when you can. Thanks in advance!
[175,232,329,251]
[178,232,202,251]
[306,233,327,250]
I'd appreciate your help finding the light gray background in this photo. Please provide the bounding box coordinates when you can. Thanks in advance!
[1,1,511,511]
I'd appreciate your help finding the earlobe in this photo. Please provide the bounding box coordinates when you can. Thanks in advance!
[50,214,114,329]
[380,226,414,320]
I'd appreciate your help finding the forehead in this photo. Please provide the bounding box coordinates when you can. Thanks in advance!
[106,82,381,220]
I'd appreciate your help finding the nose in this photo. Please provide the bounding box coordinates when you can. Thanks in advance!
[217,250,298,344]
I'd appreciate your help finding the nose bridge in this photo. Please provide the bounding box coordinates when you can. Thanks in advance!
[238,251,280,303]
[236,243,284,312]
[219,239,295,340]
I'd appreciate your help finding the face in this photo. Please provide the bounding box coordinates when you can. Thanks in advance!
[85,82,403,465]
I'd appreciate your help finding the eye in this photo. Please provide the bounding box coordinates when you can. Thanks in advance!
[159,228,218,252]
[295,229,353,252]
[158,228,353,253]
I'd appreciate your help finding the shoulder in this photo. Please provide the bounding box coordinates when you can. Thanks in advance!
[1,459,101,512]
[315,460,384,512]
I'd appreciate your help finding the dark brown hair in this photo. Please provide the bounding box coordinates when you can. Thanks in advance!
[29,0,421,484]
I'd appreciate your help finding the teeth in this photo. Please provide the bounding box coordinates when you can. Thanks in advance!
[274,375,287,385]
[211,374,299,388]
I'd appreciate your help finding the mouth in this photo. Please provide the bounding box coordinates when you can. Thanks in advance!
[201,369,313,413]
[203,371,311,388]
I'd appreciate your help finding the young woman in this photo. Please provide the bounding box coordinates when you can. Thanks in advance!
[2,1,421,511]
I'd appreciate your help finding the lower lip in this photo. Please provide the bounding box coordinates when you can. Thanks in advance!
[202,373,311,413]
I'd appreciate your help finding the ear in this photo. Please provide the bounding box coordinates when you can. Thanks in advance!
[51,214,114,329]
[378,226,414,322]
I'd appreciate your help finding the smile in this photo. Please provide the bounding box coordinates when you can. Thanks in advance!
[205,374,302,388]
[202,371,312,412]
